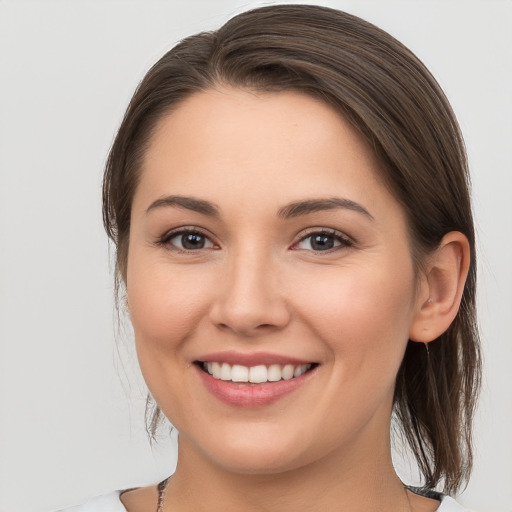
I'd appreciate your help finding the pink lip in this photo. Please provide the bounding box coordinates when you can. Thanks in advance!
[194,363,317,408]
[196,350,312,367]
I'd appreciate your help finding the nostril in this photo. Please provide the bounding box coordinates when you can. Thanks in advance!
[214,321,283,335]
[208,279,291,335]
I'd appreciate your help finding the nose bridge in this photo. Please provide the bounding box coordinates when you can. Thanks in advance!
[210,242,289,335]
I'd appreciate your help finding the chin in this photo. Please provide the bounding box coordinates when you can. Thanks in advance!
[208,448,305,476]
[188,429,312,476]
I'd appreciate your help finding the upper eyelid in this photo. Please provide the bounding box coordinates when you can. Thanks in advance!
[295,227,353,242]
[161,226,214,241]
[287,229,353,255]
[157,227,219,252]
[157,226,353,248]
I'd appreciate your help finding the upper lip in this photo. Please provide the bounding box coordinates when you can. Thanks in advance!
[196,350,315,367]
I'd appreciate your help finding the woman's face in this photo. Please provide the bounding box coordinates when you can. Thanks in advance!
[127,88,426,474]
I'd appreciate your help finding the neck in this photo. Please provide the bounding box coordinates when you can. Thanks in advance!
[165,435,411,512]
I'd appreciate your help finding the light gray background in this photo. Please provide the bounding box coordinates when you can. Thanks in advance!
[0,1,511,511]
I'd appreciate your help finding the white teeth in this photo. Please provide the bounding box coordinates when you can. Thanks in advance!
[211,362,221,379]
[249,365,267,383]
[203,362,313,383]
[282,364,295,380]
[293,364,309,378]
[267,364,282,382]
[231,364,249,382]
[220,362,231,381]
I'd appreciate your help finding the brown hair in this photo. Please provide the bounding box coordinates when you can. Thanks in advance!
[103,4,481,494]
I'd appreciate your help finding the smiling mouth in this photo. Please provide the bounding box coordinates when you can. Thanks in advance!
[195,361,318,384]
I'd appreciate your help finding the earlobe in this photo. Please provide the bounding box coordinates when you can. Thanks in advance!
[409,232,470,343]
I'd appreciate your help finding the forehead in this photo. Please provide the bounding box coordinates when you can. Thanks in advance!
[147,87,366,160]
[135,87,400,221]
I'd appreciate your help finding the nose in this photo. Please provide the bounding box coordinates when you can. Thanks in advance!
[209,249,291,337]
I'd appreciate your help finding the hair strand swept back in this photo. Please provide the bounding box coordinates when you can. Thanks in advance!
[103,4,481,494]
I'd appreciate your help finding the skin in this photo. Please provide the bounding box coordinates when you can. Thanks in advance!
[121,88,469,512]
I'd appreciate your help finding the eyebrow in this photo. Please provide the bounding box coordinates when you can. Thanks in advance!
[146,195,373,220]
[277,197,374,220]
[146,195,220,217]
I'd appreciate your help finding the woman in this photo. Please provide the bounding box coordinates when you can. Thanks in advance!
[62,4,480,511]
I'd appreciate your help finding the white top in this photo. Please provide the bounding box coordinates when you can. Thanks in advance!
[57,490,474,512]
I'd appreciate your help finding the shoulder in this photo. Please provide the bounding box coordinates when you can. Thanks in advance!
[56,491,126,512]
[438,495,475,512]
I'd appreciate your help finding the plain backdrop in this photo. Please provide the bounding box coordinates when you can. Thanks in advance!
[0,1,511,511]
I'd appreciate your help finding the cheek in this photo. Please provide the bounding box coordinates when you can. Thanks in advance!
[294,261,416,370]
[291,264,416,435]
[125,254,219,420]
[126,253,215,355]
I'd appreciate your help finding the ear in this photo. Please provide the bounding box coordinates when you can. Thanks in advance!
[409,231,471,343]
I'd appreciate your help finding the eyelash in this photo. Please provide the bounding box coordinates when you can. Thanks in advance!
[156,227,353,254]
[157,227,216,253]
[292,229,353,253]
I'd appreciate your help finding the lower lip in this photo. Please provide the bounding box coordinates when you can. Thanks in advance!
[195,365,316,408]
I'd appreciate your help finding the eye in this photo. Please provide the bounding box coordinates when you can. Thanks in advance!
[293,230,352,252]
[160,229,216,251]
